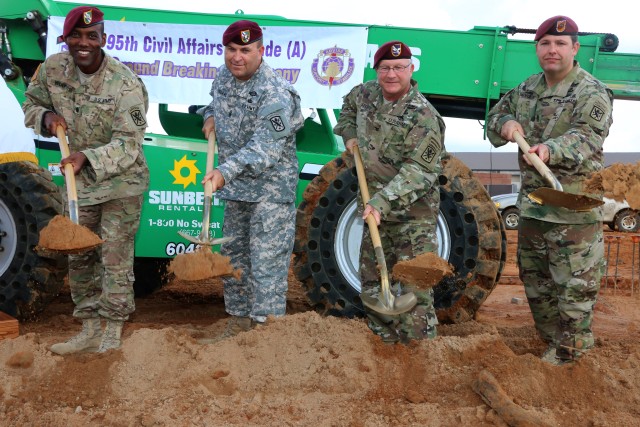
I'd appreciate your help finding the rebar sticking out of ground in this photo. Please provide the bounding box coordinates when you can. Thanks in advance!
[632,235,640,295]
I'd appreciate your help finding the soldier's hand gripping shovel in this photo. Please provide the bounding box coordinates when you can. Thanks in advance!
[37,127,104,254]
[513,131,603,211]
[352,145,417,315]
[178,131,232,248]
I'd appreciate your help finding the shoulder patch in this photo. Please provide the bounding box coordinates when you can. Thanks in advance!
[582,94,611,130]
[412,136,442,169]
[589,104,605,122]
[421,141,439,164]
[129,105,147,127]
[269,115,286,132]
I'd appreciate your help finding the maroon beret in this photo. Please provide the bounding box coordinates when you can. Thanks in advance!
[222,20,263,46]
[534,15,578,41]
[57,6,104,44]
[373,41,412,69]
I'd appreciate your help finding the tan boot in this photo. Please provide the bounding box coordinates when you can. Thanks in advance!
[97,320,124,353]
[50,318,102,355]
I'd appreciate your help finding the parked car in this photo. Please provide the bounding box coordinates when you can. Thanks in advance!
[491,192,640,232]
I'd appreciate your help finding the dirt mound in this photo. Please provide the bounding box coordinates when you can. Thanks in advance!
[3,230,640,425]
[3,298,640,426]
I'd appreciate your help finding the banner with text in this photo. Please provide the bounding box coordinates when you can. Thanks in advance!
[47,17,368,108]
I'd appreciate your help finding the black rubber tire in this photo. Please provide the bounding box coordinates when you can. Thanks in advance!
[133,257,169,296]
[501,207,520,230]
[293,153,505,323]
[0,161,67,319]
[615,209,640,233]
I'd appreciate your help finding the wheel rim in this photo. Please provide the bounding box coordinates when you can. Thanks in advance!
[333,197,451,294]
[504,213,519,229]
[0,198,18,277]
[621,215,637,231]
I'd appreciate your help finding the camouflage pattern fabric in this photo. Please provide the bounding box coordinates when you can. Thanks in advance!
[486,63,613,224]
[23,51,150,206]
[334,79,445,222]
[518,219,604,360]
[360,221,439,342]
[334,79,445,341]
[487,63,613,361]
[202,61,304,203]
[221,200,296,323]
[68,194,143,321]
[203,61,303,322]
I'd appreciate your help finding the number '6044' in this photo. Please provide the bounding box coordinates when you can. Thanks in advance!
[165,242,197,256]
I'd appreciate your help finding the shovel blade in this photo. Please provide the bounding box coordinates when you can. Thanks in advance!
[529,187,604,211]
[178,231,233,247]
[361,292,417,315]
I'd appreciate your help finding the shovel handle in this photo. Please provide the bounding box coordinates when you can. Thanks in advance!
[513,131,563,191]
[201,131,217,242]
[352,146,381,242]
[56,126,79,224]
[353,145,394,308]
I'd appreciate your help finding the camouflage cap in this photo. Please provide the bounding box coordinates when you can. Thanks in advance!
[57,6,105,43]
[373,41,412,69]
[222,20,263,46]
[534,15,578,41]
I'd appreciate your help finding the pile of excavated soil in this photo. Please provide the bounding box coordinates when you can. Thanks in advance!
[584,162,640,209]
[393,252,454,289]
[38,215,104,251]
[3,230,640,426]
[168,249,241,282]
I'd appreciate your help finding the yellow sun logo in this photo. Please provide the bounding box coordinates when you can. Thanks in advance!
[170,155,201,188]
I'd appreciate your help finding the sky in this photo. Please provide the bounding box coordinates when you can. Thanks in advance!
[72,0,640,153]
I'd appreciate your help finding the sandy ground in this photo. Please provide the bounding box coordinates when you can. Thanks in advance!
[2,230,640,426]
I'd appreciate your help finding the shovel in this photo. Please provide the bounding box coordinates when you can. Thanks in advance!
[352,145,417,315]
[57,126,80,225]
[178,131,232,248]
[513,131,603,211]
[36,127,103,255]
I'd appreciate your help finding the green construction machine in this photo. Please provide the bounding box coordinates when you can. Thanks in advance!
[1,1,639,321]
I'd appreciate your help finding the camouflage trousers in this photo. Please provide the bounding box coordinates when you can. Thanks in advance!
[67,195,142,321]
[518,218,604,360]
[221,200,296,323]
[360,220,439,343]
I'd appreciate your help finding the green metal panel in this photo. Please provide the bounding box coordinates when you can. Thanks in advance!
[368,26,510,101]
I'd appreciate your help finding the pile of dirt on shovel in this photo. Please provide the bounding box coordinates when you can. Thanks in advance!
[584,161,640,209]
[168,249,241,282]
[393,252,454,289]
[38,215,104,251]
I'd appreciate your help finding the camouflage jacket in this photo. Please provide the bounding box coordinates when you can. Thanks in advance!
[487,63,613,224]
[202,61,303,203]
[23,51,150,206]
[334,79,446,223]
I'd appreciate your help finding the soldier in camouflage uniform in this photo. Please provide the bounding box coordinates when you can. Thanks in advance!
[487,16,613,365]
[334,41,446,343]
[200,20,304,338]
[23,6,149,354]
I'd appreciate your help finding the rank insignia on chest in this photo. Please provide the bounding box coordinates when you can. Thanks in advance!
[269,115,286,132]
